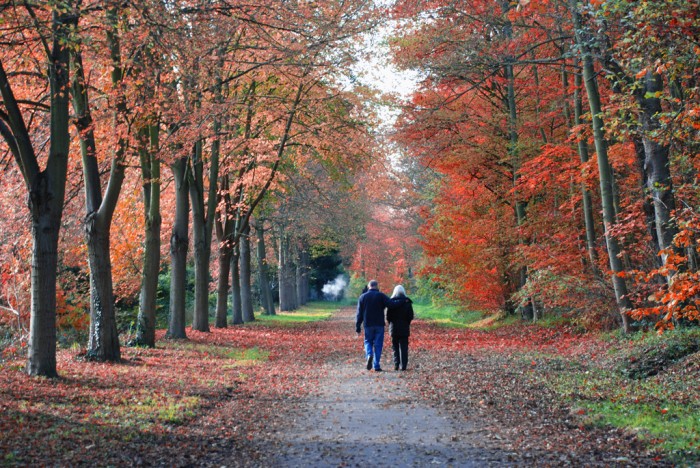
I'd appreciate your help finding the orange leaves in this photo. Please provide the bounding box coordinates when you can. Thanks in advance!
[628,206,700,330]
[635,68,648,80]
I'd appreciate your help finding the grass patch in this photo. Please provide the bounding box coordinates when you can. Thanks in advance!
[169,342,270,365]
[256,301,340,324]
[413,301,485,328]
[224,347,270,365]
[94,394,202,428]
[579,400,699,458]
[540,330,700,462]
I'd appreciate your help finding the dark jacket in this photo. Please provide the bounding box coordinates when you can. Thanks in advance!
[386,296,414,338]
[355,289,390,333]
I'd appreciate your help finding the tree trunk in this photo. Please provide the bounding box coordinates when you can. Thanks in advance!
[230,249,243,325]
[255,220,275,315]
[240,223,255,322]
[506,56,532,320]
[85,224,121,361]
[190,141,211,332]
[573,66,599,268]
[28,218,61,377]
[633,137,663,268]
[71,25,124,361]
[0,7,77,376]
[215,245,231,327]
[134,124,161,347]
[215,174,233,328]
[638,72,679,264]
[296,241,309,306]
[573,2,632,332]
[191,214,211,332]
[278,232,296,312]
[167,157,190,339]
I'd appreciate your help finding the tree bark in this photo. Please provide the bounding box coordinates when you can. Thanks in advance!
[215,245,232,327]
[0,7,76,376]
[215,174,233,328]
[573,1,632,332]
[296,240,310,306]
[167,156,190,339]
[240,223,255,322]
[278,232,295,312]
[638,72,679,264]
[85,222,121,360]
[189,140,212,332]
[71,10,125,361]
[230,249,243,325]
[134,123,161,347]
[633,137,663,268]
[255,220,275,315]
[573,66,599,268]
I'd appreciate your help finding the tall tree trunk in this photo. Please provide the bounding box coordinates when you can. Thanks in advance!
[85,224,121,360]
[134,123,161,347]
[231,249,243,325]
[573,66,599,268]
[215,174,233,328]
[167,156,190,338]
[638,72,679,264]
[255,220,275,315]
[240,223,255,322]
[633,137,663,267]
[278,232,296,312]
[28,223,61,377]
[215,247,231,327]
[296,241,309,306]
[189,140,212,332]
[573,2,632,332]
[0,7,76,376]
[189,107,221,331]
[506,58,532,320]
[71,8,126,361]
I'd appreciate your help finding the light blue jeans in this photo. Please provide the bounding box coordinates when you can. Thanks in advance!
[364,326,384,370]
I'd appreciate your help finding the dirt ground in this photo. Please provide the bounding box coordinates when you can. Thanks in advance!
[263,308,665,467]
[0,306,670,467]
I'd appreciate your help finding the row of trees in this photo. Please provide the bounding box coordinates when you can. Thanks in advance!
[0,1,379,377]
[373,0,699,330]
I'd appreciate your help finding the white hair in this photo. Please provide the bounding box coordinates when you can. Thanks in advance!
[391,285,406,298]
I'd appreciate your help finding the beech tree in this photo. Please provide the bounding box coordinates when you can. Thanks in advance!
[0,3,77,376]
[385,0,699,331]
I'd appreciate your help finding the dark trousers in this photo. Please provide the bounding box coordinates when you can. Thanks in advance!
[391,336,409,370]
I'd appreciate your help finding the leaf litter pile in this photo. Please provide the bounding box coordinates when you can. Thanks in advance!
[1,307,695,466]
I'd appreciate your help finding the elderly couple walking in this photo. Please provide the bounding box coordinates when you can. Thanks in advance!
[355,280,414,372]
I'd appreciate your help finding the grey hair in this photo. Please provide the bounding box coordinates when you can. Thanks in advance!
[391,285,406,298]
[368,279,379,289]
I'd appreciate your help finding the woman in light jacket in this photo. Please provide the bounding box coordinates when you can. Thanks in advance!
[386,285,414,371]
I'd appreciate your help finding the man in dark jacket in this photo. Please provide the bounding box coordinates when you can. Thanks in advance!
[355,280,391,371]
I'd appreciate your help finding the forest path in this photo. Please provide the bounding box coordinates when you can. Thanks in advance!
[269,307,512,467]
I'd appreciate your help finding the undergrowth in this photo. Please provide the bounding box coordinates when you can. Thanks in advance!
[538,327,700,462]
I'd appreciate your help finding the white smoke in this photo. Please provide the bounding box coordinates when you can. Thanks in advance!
[322,275,347,301]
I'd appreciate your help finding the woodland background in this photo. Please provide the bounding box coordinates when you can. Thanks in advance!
[1,0,699,464]
[0,0,698,384]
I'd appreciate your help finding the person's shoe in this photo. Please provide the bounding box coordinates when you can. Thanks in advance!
[394,364,399,371]
[374,367,383,372]
[366,355,373,370]
[401,367,407,371]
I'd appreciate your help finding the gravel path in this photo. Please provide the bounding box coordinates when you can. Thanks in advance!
[271,308,515,467]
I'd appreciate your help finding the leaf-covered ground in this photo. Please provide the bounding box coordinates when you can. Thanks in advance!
[0,306,696,466]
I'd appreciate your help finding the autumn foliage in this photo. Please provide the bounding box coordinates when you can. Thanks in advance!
[381,0,700,331]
